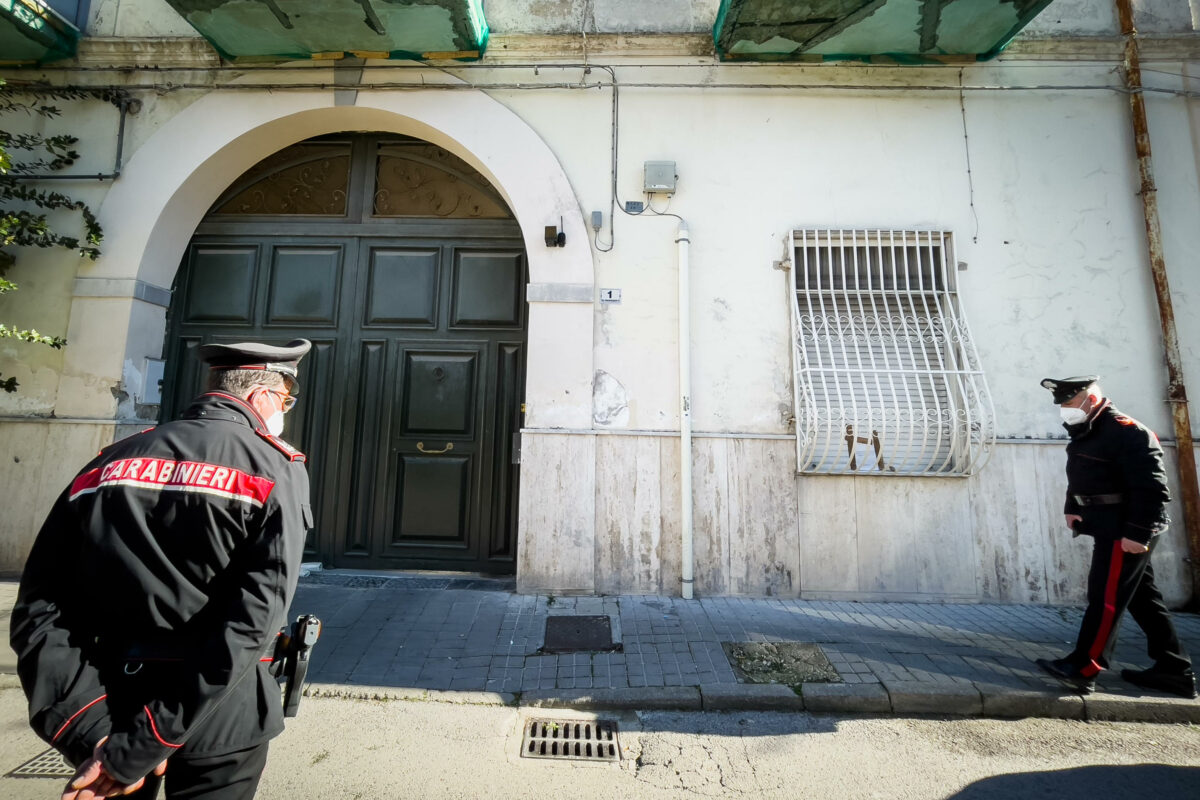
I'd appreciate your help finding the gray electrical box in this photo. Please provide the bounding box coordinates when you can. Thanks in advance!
[644,161,677,194]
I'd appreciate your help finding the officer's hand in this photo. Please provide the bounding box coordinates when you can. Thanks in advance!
[61,738,157,800]
[61,756,136,799]
[1065,514,1083,530]
[1120,537,1150,554]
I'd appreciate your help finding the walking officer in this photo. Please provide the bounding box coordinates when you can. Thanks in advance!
[10,339,314,798]
[1034,375,1196,698]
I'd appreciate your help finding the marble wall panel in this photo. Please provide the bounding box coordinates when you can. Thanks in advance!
[796,475,859,595]
[969,444,1054,603]
[726,438,799,596]
[595,435,664,595]
[516,432,596,594]
[691,438,730,595]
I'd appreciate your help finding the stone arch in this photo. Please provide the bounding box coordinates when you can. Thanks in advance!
[62,87,594,430]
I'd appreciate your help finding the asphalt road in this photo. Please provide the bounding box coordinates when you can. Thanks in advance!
[2,688,1199,800]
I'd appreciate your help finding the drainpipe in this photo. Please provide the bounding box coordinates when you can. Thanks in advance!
[677,220,694,600]
[1115,0,1200,608]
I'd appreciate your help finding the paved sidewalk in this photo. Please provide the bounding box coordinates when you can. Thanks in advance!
[2,577,1198,722]
[292,572,1200,723]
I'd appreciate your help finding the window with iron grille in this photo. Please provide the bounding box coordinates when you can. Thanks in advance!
[787,229,995,476]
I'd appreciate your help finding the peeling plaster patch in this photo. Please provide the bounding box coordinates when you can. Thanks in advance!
[593,370,629,427]
[597,303,616,347]
[114,358,145,420]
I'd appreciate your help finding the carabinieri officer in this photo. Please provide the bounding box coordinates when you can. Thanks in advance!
[11,339,313,799]
[1034,375,1195,699]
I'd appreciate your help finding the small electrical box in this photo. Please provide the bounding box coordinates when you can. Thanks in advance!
[644,161,677,194]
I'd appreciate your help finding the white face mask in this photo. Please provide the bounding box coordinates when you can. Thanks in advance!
[1060,406,1088,426]
[265,410,285,437]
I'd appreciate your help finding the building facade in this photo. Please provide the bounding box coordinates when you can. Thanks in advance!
[2,0,1198,606]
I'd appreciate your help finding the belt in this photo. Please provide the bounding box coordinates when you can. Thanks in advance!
[1072,493,1124,506]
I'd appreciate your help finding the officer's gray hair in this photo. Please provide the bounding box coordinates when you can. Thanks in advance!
[206,368,287,397]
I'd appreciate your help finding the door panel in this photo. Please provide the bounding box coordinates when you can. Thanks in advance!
[183,245,259,324]
[286,337,338,555]
[342,339,388,558]
[364,247,440,327]
[451,249,525,327]
[490,342,524,560]
[394,455,471,544]
[266,246,343,326]
[401,351,477,435]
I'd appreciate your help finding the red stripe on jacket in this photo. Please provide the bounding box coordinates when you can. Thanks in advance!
[143,707,183,749]
[69,457,275,506]
[52,694,107,742]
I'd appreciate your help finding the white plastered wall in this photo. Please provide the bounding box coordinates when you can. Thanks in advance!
[489,62,1199,602]
[2,51,1198,602]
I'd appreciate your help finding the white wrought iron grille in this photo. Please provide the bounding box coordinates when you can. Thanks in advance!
[788,229,995,476]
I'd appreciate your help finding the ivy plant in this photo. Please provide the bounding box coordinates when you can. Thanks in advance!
[0,79,124,392]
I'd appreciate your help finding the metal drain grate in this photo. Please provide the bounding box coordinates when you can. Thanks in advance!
[9,748,75,779]
[521,718,620,762]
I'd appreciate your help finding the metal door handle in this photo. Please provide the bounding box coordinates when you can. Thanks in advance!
[417,442,454,454]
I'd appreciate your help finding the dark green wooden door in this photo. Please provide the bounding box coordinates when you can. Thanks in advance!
[162,135,526,573]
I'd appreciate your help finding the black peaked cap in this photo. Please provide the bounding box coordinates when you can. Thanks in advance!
[1040,375,1099,404]
[199,339,311,392]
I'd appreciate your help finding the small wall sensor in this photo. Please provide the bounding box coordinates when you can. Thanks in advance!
[544,224,565,247]
[591,211,603,231]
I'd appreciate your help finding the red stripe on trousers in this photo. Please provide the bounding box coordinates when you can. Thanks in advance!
[1081,539,1125,677]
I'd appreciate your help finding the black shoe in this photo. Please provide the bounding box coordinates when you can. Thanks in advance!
[1120,667,1197,699]
[1036,657,1096,694]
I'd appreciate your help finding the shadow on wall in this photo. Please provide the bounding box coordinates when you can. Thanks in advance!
[948,765,1200,799]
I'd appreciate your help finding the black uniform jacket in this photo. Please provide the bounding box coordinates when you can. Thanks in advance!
[1062,400,1170,544]
[9,392,311,785]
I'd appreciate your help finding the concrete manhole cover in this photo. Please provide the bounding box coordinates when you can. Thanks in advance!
[722,641,842,685]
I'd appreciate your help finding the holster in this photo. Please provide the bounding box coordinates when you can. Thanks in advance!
[269,615,322,717]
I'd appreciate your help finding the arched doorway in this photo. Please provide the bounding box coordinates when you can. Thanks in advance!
[162,133,527,574]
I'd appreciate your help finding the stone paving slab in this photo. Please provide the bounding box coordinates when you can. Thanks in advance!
[800,683,892,713]
[885,680,983,715]
[522,687,702,711]
[1082,693,1200,724]
[978,687,1086,720]
[700,683,805,711]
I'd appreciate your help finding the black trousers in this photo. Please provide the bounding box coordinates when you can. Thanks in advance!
[1069,535,1191,678]
[123,742,269,800]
